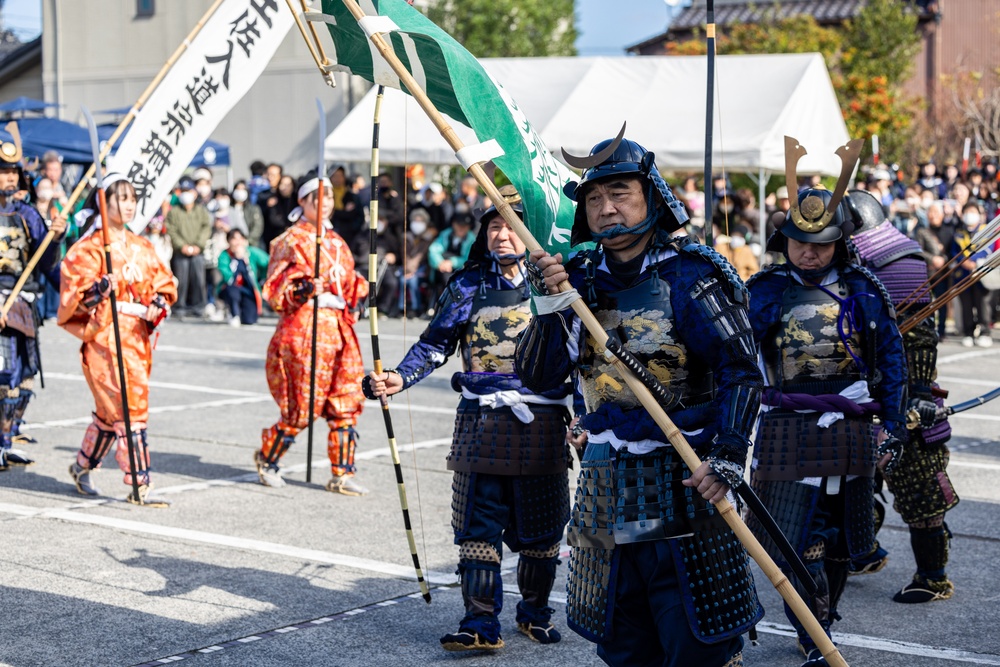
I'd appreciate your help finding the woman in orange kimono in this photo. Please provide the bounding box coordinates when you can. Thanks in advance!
[60,175,177,506]
[256,175,369,495]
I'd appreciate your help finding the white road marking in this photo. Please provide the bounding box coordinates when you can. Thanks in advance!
[0,501,457,586]
[950,413,1000,423]
[44,371,266,397]
[155,344,266,360]
[937,375,1000,388]
[24,396,272,431]
[152,437,453,496]
[754,621,1000,665]
[938,349,1000,365]
[950,459,1000,471]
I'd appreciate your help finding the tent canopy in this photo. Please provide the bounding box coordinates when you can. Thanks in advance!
[0,117,230,167]
[0,96,62,116]
[326,53,850,177]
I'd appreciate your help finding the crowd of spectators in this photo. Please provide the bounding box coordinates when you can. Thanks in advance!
[13,149,1000,339]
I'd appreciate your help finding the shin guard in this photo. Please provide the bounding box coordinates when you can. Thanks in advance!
[77,415,117,470]
[328,426,358,476]
[260,425,296,464]
[910,517,950,581]
[785,542,832,652]
[114,422,151,487]
[516,544,560,625]
[457,541,503,641]
[11,379,32,440]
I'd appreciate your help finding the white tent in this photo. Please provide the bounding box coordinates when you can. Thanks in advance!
[326,53,849,176]
[326,53,851,247]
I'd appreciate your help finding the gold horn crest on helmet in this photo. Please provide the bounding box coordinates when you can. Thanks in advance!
[784,135,863,233]
[1,122,23,166]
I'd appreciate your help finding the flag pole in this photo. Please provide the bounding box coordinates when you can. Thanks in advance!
[703,0,717,248]
[335,1,847,663]
[62,0,227,216]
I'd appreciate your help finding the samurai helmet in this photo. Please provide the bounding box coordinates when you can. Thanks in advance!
[0,122,28,194]
[847,189,887,235]
[780,135,863,244]
[561,122,688,246]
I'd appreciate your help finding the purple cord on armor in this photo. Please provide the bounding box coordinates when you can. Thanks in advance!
[762,388,881,416]
[808,280,874,374]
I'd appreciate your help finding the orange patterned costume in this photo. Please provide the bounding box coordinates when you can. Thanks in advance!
[259,220,368,480]
[58,230,177,487]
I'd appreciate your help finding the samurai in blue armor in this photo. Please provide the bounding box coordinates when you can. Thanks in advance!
[848,190,958,603]
[0,125,64,470]
[514,134,763,667]
[363,186,574,652]
[746,138,908,667]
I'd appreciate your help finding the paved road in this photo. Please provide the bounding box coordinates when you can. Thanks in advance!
[2,316,1000,667]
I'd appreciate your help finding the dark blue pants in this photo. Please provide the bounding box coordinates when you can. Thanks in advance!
[597,541,743,667]
[221,284,258,325]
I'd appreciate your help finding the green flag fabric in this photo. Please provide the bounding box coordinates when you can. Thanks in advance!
[319,0,577,255]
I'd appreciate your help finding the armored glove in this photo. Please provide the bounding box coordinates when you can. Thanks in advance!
[876,434,905,476]
[525,255,549,296]
[908,398,939,429]
[82,275,113,309]
[291,278,315,305]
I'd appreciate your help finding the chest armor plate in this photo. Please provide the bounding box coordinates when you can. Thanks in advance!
[764,281,863,389]
[0,211,30,279]
[461,287,532,374]
[579,276,712,413]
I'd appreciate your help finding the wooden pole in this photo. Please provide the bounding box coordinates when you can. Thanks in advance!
[62,0,227,216]
[336,1,848,663]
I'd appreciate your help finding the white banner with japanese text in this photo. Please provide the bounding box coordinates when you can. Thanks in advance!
[110,0,293,232]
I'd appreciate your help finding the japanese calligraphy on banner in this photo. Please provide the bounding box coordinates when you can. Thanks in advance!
[109,0,293,232]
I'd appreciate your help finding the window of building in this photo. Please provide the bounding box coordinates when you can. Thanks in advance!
[136,0,155,18]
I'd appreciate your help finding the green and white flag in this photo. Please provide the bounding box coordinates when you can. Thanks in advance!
[318,0,577,255]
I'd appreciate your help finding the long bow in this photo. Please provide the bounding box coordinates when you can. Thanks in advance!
[367,85,432,603]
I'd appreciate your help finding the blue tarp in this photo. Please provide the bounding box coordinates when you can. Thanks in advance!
[0,96,62,114]
[0,117,230,167]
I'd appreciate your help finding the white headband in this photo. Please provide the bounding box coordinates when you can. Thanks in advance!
[76,173,131,237]
[288,177,333,222]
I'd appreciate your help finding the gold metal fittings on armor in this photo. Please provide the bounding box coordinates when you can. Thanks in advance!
[497,184,522,206]
[1,122,23,165]
[784,135,864,234]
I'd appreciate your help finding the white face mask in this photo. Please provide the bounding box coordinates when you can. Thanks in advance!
[233,189,248,203]
[179,191,197,206]
[35,188,53,201]
[729,236,746,249]
[410,220,427,235]
[965,214,982,227]
[196,184,212,198]
[215,199,230,213]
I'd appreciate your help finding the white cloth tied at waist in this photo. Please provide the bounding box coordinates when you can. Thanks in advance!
[460,388,569,424]
[316,292,347,310]
[764,380,871,428]
[587,426,704,456]
[0,288,35,303]
[116,301,148,318]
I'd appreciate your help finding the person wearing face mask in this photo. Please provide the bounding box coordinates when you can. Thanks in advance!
[165,178,211,319]
[192,168,214,206]
[60,175,176,505]
[748,158,908,665]
[716,223,759,282]
[255,174,369,496]
[217,228,268,326]
[950,202,992,347]
[366,185,576,652]
[518,138,762,667]
[395,208,436,318]
[0,129,67,468]
[230,181,264,248]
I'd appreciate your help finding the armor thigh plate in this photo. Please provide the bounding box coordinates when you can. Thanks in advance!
[566,444,762,643]
[448,401,570,475]
[884,439,959,524]
[747,477,820,565]
[755,413,875,481]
